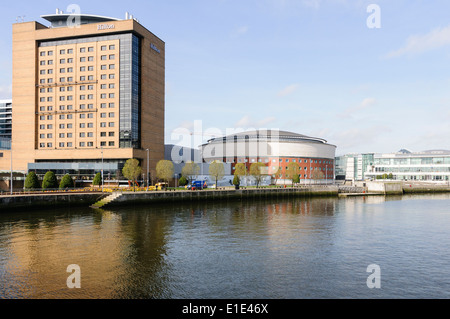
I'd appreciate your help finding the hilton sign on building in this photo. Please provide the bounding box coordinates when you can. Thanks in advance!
[5,11,165,180]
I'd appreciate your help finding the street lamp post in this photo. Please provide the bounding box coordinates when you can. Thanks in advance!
[146,149,149,191]
[101,146,104,192]
[10,146,13,195]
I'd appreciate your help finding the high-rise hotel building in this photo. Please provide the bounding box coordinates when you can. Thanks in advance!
[6,11,165,179]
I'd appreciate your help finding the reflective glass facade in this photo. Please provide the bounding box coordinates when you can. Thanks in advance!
[0,100,12,148]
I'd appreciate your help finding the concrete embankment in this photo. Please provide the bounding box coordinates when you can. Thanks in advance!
[0,193,107,212]
[102,186,340,208]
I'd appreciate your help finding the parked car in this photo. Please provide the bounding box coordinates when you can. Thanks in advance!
[186,181,207,190]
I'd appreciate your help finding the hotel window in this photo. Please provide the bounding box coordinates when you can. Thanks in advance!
[67,67,73,73]
[40,52,46,56]
[59,115,65,120]
[109,64,115,70]
[60,77,66,83]
[87,132,94,138]
[87,123,94,128]
[88,85,94,90]
[88,66,94,71]
[40,88,45,93]
[100,122,107,127]
[59,124,65,129]
[80,57,86,62]
[80,104,86,110]
[40,79,46,84]
[88,95,94,100]
[67,124,73,129]
[109,55,115,60]
[109,84,115,89]
[79,142,85,147]
[109,45,115,50]
[48,51,53,56]
[80,86,86,91]
[101,84,107,89]
[48,60,53,65]
[88,56,94,62]
[101,65,107,70]
[80,76,86,81]
[79,133,85,138]
[60,49,66,55]
[80,114,86,119]
[67,77,74,82]
[48,88,53,93]
[40,70,46,75]
[101,94,107,99]
[67,96,73,101]
[109,113,115,118]
[67,142,73,147]
[40,134,45,139]
[59,68,65,73]
[109,132,115,137]
[88,104,94,109]
[60,59,66,64]
[88,75,94,81]
[109,93,115,98]
[80,66,86,72]
[88,47,94,52]
[101,45,107,51]
[109,122,115,127]
[60,96,65,101]
[101,55,107,60]
[101,132,107,137]
[109,142,115,147]
[40,61,46,66]
[109,103,115,108]
[101,103,107,108]
[60,87,65,92]
[39,106,45,111]
[68,58,73,63]
[47,115,53,120]
[59,143,65,148]
[47,134,53,138]
[40,125,45,129]
[80,123,85,128]
[47,125,53,129]
[87,113,94,119]
[68,49,74,54]
[80,48,86,53]
[109,74,115,79]
[48,79,53,83]
[101,141,107,147]
[80,95,86,100]
[40,143,45,148]
[101,74,107,80]
[67,134,72,138]
[87,142,94,147]
[67,114,73,119]
[100,113,107,118]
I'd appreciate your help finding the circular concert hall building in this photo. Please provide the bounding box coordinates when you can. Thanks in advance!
[201,130,336,182]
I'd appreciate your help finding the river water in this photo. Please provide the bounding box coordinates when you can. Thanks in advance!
[0,194,449,299]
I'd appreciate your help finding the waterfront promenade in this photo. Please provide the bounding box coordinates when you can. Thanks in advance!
[1,181,450,212]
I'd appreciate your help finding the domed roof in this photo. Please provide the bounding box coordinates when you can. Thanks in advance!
[206,129,329,145]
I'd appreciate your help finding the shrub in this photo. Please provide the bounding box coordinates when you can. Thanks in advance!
[24,171,40,190]
[179,176,188,187]
[93,172,102,186]
[233,175,240,186]
[42,171,58,190]
[59,174,74,189]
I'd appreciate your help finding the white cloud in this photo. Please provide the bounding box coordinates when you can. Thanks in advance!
[386,25,450,58]
[234,115,277,128]
[277,83,300,97]
[338,97,376,119]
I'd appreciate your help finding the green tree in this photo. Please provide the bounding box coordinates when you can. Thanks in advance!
[122,159,142,192]
[209,161,225,189]
[182,161,200,184]
[234,163,247,178]
[179,176,188,187]
[93,172,102,186]
[24,171,40,190]
[271,166,281,186]
[311,169,325,183]
[156,160,174,184]
[59,174,74,189]
[286,162,301,187]
[233,175,240,188]
[42,171,58,190]
[249,162,267,188]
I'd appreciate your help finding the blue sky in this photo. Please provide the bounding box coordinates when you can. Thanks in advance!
[1,0,450,155]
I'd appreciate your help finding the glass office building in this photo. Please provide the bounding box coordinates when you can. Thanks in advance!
[0,100,12,150]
